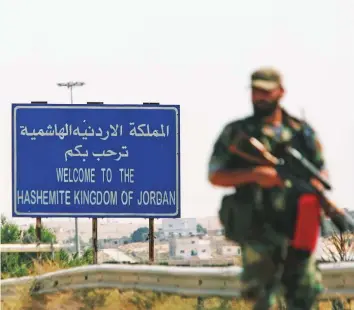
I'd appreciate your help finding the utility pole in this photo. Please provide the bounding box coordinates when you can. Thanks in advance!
[57,81,85,256]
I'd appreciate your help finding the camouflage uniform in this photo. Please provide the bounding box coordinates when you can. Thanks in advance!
[208,68,326,310]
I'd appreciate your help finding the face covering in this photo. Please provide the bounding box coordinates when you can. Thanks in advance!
[252,100,279,118]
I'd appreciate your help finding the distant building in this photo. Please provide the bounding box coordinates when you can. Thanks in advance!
[217,244,241,256]
[214,238,241,257]
[207,229,224,236]
[169,236,212,259]
[161,218,197,238]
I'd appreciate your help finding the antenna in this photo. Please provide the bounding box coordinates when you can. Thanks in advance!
[300,107,306,121]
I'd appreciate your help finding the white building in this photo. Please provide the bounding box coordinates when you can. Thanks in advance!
[169,236,212,259]
[212,237,242,257]
[207,229,224,237]
[217,245,242,257]
[161,218,197,238]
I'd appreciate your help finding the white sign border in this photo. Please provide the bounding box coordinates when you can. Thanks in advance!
[13,105,180,217]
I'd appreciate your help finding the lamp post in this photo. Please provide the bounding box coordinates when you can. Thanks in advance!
[57,81,85,256]
[57,81,85,104]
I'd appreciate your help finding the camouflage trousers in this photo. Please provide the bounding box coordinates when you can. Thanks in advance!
[240,235,323,310]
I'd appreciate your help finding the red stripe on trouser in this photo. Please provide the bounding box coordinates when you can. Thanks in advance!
[291,194,321,253]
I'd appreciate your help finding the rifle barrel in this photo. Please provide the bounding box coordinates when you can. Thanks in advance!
[285,146,331,190]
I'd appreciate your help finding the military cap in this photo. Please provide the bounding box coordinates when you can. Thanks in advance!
[251,67,283,91]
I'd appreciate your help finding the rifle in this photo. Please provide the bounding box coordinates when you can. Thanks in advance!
[229,134,354,234]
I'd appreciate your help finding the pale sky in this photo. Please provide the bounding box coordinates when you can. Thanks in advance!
[1,0,353,225]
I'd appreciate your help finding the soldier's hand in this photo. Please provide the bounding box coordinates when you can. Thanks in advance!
[310,178,325,192]
[252,166,284,188]
[310,170,329,192]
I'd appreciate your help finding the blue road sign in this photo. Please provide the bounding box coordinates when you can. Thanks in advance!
[12,104,180,218]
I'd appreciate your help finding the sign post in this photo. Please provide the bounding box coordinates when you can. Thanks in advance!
[148,218,154,262]
[92,217,98,264]
[30,101,48,260]
[86,101,104,264]
[12,103,181,263]
[143,102,161,263]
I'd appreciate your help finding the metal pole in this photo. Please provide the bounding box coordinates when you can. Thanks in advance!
[70,87,73,104]
[31,101,47,261]
[36,217,42,260]
[149,218,155,263]
[301,107,306,121]
[57,81,85,257]
[143,102,160,264]
[72,89,79,257]
[74,218,80,256]
[92,218,98,264]
[86,102,104,264]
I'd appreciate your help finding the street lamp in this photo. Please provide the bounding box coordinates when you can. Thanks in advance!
[57,81,85,104]
[57,81,85,257]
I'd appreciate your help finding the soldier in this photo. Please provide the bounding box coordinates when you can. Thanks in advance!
[208,67,327,310]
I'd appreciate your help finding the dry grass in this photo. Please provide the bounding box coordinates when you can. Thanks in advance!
[2,261,352,310]
[1,289,255,310]
[1,261,252,310]
[4,290,350,310]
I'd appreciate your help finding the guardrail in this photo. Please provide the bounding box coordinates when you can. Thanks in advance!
[2,262,354,303]
[166,257,236,266]
[0,243,74,253]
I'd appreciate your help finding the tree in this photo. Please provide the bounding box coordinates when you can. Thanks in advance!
[131,227,149,242]
[1,216,26,277]
[1,215,57,278]
[197,223,207,234]
[22,224,57,244]
[1,215,98,279]
[318,219,354,310]
[0,216,21,243]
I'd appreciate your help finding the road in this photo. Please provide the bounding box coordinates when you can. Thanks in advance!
[99,248,138,263]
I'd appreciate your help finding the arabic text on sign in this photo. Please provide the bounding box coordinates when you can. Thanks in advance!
[64,145,129,162]
[128,123,169,137]
[19,122,170,140]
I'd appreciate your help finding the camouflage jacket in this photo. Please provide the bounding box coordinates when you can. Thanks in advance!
[208,109,326,238]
